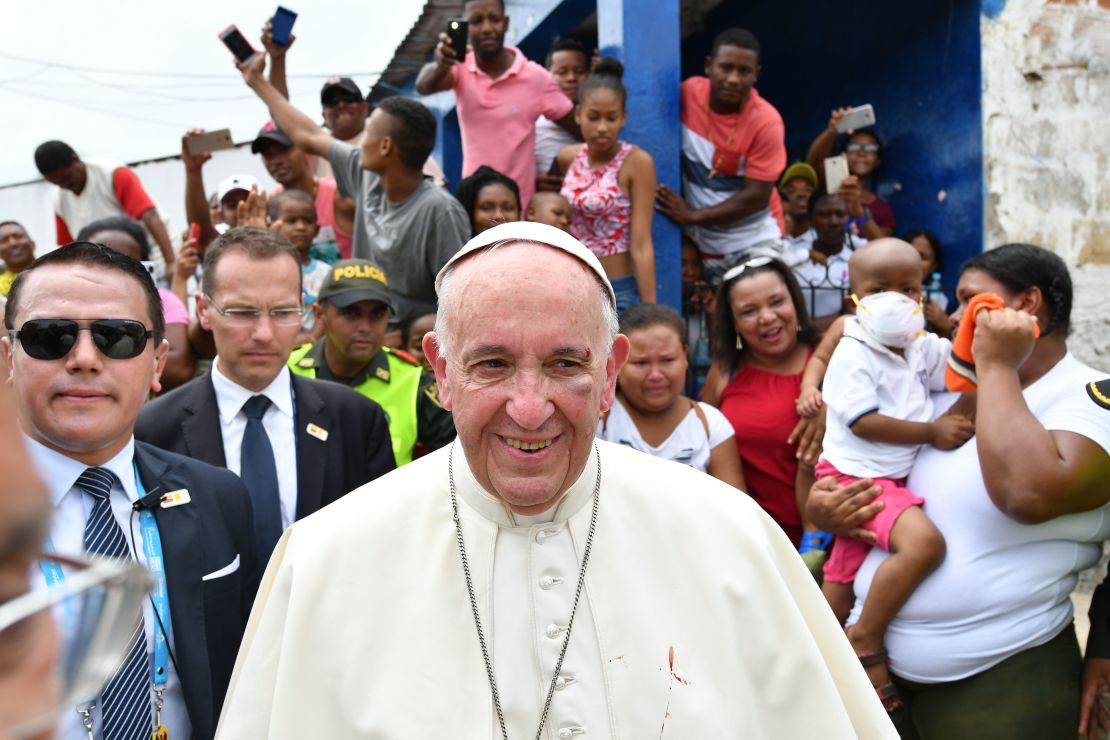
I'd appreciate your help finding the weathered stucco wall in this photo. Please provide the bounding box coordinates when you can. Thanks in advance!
[982,0,1110,369]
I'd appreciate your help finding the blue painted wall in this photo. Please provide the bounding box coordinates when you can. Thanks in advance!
[598,0,683,310]
[683,0,983,293]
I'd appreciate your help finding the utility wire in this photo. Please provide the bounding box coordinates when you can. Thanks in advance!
[0,51,380,80]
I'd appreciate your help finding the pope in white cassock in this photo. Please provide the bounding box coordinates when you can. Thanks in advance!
[216,222,896,738]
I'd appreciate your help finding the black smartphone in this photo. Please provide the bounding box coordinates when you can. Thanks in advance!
[446,19,468,56]
[218,24,259,64]
[271,6,298,47]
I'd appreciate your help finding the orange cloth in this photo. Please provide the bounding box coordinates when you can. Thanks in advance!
[945,292,1039,391]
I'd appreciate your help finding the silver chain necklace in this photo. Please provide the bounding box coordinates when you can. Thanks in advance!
[449,442,602,740]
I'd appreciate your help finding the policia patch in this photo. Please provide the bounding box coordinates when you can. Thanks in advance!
[1087,379,1110,410]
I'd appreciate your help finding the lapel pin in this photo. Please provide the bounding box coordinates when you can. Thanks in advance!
[307,423,329,441]
[160,489,192,508]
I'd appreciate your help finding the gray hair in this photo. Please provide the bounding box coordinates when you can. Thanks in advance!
[434,243,619,359]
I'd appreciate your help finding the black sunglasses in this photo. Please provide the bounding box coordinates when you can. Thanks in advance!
[9,319,154,361]
[323,94,362,108]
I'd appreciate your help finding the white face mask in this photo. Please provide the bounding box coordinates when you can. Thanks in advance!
[853,291,925,348]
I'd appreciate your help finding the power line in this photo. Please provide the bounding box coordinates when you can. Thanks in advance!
[0,51,381,80]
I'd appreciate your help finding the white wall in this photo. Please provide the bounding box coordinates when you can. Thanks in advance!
[982,0,1110,369]
[0,144,277,254]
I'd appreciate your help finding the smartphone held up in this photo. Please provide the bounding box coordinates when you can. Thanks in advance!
[218,25,259,65]
[271,6,298,47]
[446,19,468,56]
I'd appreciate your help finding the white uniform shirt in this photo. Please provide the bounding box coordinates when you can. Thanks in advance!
[597,397,734,473]
[210,361,299,529]
[791,234,866,319]
[27,436,191,740]
[821,318,950,479]
[852,353,1110,682]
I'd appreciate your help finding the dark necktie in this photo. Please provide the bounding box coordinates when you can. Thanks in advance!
[240,395,284,565]
[77,467,152,740]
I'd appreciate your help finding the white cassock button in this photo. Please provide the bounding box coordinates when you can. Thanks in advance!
[554,675,575,690]
[557,728,584,738]
[545,623,561,639]
[535,530,548,544]
[539,575,560,590]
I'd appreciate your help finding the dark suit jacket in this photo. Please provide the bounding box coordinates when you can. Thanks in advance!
[135,373,395,520]
[134,440,259,740]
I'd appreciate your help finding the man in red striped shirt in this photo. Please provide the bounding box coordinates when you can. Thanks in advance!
[34,140,176,273]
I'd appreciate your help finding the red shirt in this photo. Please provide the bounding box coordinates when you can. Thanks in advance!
[718,360,806,545]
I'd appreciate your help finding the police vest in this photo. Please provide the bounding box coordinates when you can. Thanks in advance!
[289,345,422,466]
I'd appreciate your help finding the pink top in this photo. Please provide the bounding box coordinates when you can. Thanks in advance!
[450,46,573,206]
[158,288,189,326]
[561,142,634,258]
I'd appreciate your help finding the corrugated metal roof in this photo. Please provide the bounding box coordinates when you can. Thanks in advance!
[369,0,463,104]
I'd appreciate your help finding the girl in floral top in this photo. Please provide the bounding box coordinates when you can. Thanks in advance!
[557,58,657,314]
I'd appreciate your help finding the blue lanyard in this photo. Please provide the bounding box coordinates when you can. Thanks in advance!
[40,463,172,690]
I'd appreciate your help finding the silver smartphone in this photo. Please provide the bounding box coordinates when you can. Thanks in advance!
[186,128,234,156]
[824,154,850,195]
[836,104,876,133]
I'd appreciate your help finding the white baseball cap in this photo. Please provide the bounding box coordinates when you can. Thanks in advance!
[216,174,258,205]
[436,221,616,307]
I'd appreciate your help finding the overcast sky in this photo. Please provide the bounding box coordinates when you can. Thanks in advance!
[0,0,425,186]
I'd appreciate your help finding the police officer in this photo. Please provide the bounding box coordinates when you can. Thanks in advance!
[289,259,455,465]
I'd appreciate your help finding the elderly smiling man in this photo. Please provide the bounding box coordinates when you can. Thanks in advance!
[216,222,896,738]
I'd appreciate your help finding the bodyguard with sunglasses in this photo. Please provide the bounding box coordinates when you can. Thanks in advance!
[2,242,260,740]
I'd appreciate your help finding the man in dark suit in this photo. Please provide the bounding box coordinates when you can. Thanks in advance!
[136,227,394,567]
[2,242,258,740]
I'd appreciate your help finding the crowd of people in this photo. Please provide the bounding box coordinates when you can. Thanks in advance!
[1,1,1109,738]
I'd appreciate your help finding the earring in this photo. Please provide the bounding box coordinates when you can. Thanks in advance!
[736,335,743,350]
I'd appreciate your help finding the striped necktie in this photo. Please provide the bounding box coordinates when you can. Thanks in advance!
[77,467,152,740]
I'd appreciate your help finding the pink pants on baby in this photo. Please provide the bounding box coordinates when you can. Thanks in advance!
[817,459,925,585]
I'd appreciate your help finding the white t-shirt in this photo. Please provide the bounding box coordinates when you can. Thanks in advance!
[792,234,866,319]
[822,318,950,479]
[597,397,734,473]
[851,353,1110,683]
[534,115,579,179]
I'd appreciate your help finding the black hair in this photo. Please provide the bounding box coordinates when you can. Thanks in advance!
[454,166,521,235]
[900,228,943,273]
[711,257,815,371]
[201,226,302,298]
[33,140,77,176]
[578,57,626,108]
[960,243,1073,335]
[710,28,761,60]
[268,190,317,222]
[463,0,504,11]
[807,188,845,217]
[376,96,437,170]
[400,311,437,346]
[4,241,164,344]
[77,216,151,262]
[619,302,687,346]
[546,37,588,69]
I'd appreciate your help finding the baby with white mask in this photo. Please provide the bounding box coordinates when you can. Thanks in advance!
[796,239,975,715]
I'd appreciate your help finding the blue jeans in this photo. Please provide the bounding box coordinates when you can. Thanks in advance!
[610,274,641,317]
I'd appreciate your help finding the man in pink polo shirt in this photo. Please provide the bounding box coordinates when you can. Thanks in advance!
[415,0,577,205]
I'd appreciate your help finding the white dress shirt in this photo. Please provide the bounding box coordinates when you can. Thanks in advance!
[26,435,191,740]
[210,360,299,529]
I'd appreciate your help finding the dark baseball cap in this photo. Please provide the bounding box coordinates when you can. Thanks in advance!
[317,259,392,309]
[251,120,294,153]
[320,77,363,105]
